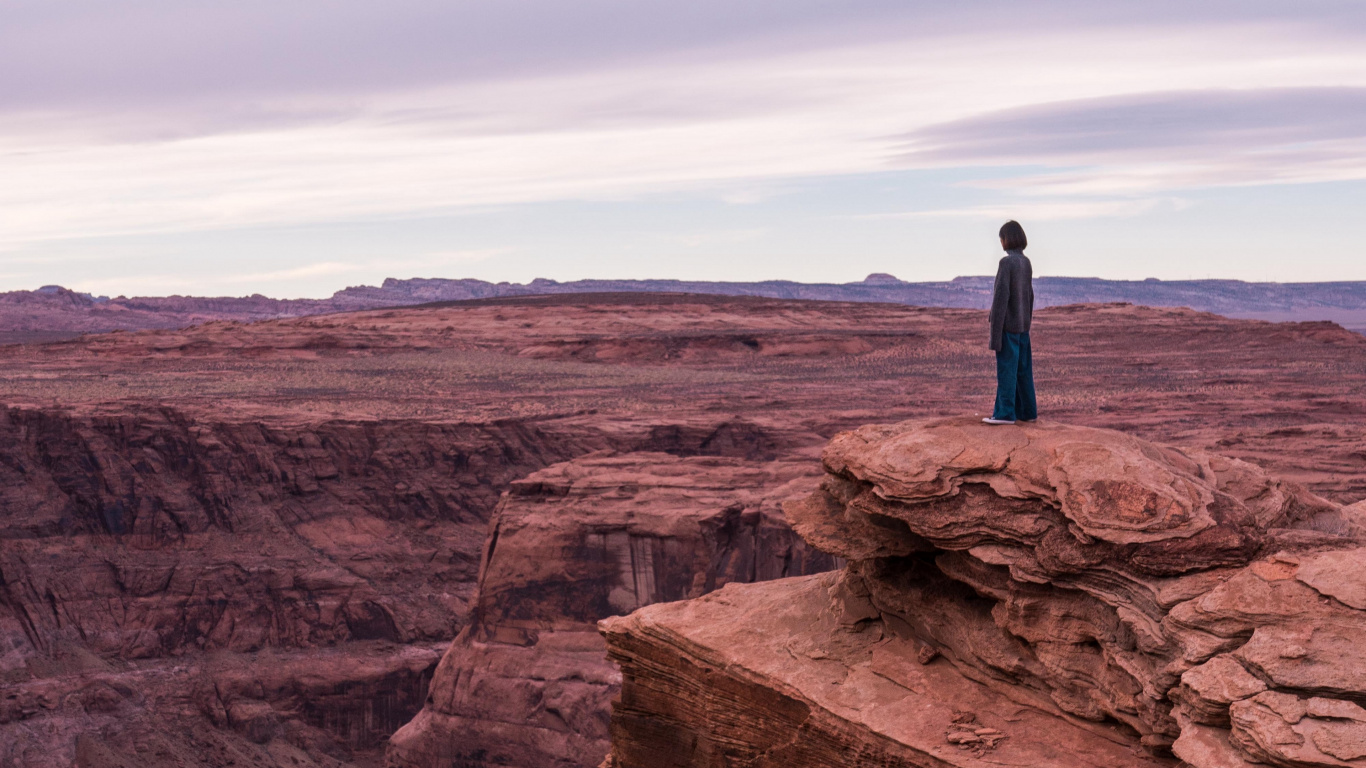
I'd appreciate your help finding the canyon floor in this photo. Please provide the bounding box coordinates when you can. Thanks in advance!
[2,293,1366,767]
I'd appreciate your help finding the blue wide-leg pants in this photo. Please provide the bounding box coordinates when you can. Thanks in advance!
[992,331,1037,422]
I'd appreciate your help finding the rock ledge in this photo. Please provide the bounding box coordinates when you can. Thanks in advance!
[600,417,1366,767]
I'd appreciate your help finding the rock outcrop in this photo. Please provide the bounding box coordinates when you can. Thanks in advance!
[600,417,1366,767]
[387,452,837,768]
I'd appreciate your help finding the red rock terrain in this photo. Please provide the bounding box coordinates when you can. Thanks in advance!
[1,293,1365,767]
[7,274,1366,346]
[602,418,1366,767]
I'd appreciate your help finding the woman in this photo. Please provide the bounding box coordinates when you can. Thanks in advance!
[983,220,1037,425]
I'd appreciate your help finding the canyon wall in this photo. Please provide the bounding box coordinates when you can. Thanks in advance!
[0,403,801,766]
[386,452,838,768]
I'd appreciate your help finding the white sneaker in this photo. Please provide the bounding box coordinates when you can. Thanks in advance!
[982,418,1016,425]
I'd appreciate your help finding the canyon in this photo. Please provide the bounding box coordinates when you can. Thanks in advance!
[2,292,1366,766]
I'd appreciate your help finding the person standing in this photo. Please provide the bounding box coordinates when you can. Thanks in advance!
[983,220,1037,425]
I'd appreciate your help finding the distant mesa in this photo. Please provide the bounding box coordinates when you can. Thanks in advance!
[861,273,902,284]
[5,273,1366,347]
[33,284,106,302]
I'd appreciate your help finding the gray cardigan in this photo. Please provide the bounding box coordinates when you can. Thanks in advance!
[988,250,1033,351]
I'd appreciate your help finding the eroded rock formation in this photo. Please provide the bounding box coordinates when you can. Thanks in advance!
[601,417,1366,767]
[0,402,801,766]
[0,407,603,766]
[387,452,837,768]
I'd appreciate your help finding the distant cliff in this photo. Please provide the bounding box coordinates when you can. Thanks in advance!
[340,275,1366,322]
[6,274,1366,344]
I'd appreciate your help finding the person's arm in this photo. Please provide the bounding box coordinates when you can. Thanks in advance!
[988,258,1011,351]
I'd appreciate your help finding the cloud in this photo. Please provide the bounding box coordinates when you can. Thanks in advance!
[0,0,937,136]
[64,262,363,296]
[887,87,1366,197]
[4,1,1364,140]
[859,197,1191,221]
[62,250,506,296]
[902,87,1366,163]
[217,262,362,284]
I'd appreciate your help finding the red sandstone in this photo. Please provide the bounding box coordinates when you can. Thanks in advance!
[1,293,1365,766]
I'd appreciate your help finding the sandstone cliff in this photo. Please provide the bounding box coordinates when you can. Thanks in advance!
[386,452,837,768]
[0,402,799,766]
[601,417,1366,767]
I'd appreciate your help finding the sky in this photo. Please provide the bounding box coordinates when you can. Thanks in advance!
[3,1,1366,298]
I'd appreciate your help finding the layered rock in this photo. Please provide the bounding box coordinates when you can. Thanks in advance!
[0,407,616,665]
[601,417,1366,767]
[602,573,1173,767]
[1,640,443,768]
[386,452,837,768]
[0,402,803,765]
[0,408,595,765]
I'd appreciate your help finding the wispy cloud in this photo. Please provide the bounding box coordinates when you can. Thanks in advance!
[64,250,505,297]
[906,88,1366,161]
[67,262,365,296]
[894,87,1366,195]
[858,198,1192,222]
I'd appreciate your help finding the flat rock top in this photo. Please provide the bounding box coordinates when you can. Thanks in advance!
[824,416,1229,544]
[604,572,1171,767]
[503,452,818,533]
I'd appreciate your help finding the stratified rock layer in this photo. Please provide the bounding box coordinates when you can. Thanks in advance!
[0,403,802,766]
[387,452,836,768]
[603,573,1173,768]
[601,417,1366,767]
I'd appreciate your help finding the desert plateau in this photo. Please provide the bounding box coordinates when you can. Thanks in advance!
[6,275,1366,347]
[3,293,1366,767]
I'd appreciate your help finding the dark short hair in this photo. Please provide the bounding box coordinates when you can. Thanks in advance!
[999,220,1027,251]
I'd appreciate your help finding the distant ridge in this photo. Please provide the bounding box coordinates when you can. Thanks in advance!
[4,274,1366,344]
